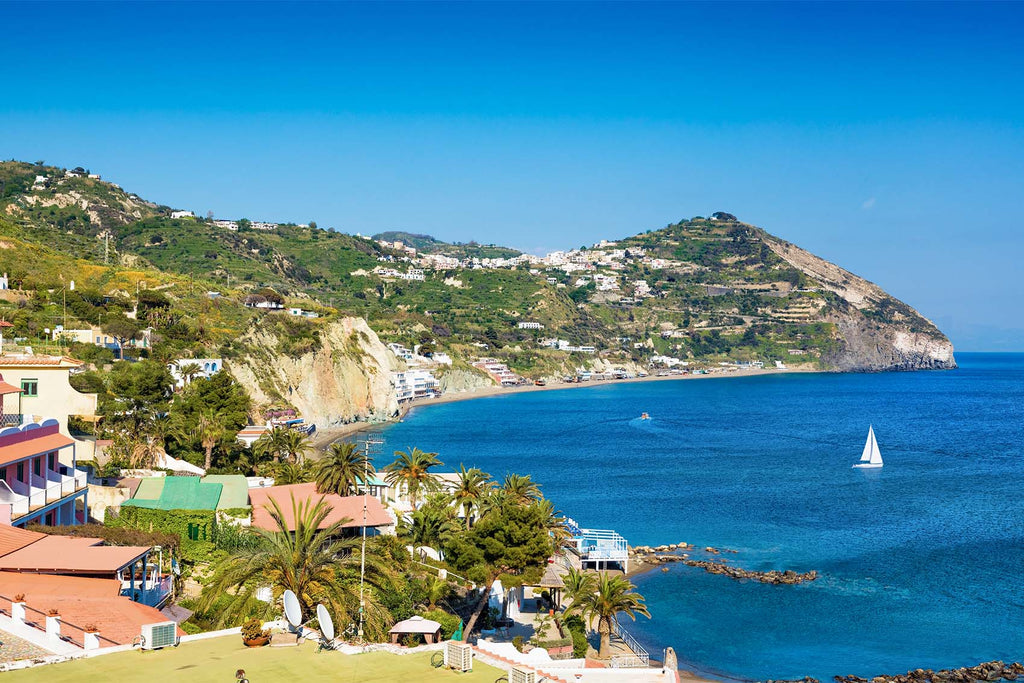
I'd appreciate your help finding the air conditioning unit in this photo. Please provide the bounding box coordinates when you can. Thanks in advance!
[140,621,178,650]
[444,641,473,672]
[510,666,536,683]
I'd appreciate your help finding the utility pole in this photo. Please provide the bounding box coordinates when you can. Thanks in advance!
[357,436,383,644]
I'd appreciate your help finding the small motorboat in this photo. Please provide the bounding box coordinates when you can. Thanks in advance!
[640,412,650,420]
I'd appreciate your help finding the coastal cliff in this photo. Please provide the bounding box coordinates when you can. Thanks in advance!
[762,234,956,371]
[229,317,401,428]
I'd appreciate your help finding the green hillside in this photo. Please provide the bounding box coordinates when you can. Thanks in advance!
[0,160,953,378]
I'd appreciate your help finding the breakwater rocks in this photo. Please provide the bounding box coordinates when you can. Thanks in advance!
[683,560,818,585]
[835,661,1024,683]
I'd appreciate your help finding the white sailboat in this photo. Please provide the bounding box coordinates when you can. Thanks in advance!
[853,425,883,469]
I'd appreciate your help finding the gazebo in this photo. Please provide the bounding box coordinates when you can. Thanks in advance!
[389,615,442,645]
[538,564,566,608]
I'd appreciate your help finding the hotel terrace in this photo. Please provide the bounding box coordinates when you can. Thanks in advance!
[0,377,88,528]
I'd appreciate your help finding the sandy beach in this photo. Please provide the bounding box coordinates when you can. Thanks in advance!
[313,365,816,448]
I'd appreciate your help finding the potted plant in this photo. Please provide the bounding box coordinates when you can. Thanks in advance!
[47,608,60,617]
[84,623,99,633]
[13,593,24,603]
[241,618,271,647]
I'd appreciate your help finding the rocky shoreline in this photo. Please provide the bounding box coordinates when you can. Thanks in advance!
[833,661,1024,683]
[683,560,818,585]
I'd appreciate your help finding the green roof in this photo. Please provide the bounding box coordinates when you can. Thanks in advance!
[201,475,251,510]
[124,476,223,511]
[132,477,166,500]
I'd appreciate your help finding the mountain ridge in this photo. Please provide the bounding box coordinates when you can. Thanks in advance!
[0,160,955,379]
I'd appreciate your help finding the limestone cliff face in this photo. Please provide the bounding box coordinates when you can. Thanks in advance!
[229,317,401,427]
[437,365,495,394]
[762,234,956,372]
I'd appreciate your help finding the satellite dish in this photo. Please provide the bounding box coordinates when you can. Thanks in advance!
[283,590,302,628]
[317,603,335,642]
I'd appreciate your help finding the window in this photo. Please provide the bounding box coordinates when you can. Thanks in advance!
[20,379,38,397]
[16,463,24,481]
[48,453,56,471]
[33,459,40,476]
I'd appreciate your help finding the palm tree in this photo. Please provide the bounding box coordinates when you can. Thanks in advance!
[562,567,591,605]
[171,409,227,471]
[195,410,228,471]
[176,361,202,387]
[314,442,375,496]
[534,498,570,551]
[501,473,542,504]
[566,572,650,659]
[253,426,293,464]
[282,429,311,464]
[452,465,492,530]
[383,447,442,511]
[273,461,309,485]
[403,493,458,549]
[197,495,394,637]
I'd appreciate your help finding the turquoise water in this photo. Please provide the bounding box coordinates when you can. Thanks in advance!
[371,353,1024,681]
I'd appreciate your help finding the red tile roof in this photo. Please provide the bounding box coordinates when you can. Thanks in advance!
[0,355,83,367]
[0,524,45,557]
[0,380,22,395]
[0,432,75,466]
[248,483,393,532]
[0,535,149,574]
[0,571,174,646]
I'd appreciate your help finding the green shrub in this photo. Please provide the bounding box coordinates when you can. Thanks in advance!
[419,608,462,640]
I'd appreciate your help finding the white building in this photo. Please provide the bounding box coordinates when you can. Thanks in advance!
[517,321,544,330]
[391,369,440,402]
[170,210,195,219]
[212,219,239,230]
[0,273,7,290]
[388,343,413,361]
[168,358,223,388]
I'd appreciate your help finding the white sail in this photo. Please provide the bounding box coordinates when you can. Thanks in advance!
[859,426,875,462]
[854,425,883,468]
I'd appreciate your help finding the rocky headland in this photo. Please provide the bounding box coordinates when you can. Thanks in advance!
[834,660,1024,683]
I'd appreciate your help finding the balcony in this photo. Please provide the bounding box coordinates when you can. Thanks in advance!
[0,413,23,428]
[0,466,88,520]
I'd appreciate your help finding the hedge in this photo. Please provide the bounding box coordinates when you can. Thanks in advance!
[107,506,217,562]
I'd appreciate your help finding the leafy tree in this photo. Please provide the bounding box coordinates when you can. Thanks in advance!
[566,572,649,659]
[402,493,458,550]
[384,447,443,511]
[169,371,250,434]
[103,315,142,359]
[106,360,173,427]
[313,442,374,496]
[197,495,394,637]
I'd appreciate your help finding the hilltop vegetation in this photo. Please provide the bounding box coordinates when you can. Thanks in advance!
[373,230,522,260]
[0,160,954,395]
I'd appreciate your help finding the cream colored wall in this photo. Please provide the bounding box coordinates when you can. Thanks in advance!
[0,366,99,464]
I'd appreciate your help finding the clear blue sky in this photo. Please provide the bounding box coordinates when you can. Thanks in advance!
[2,2,1022,350]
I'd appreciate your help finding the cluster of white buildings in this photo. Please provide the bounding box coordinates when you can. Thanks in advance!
[374,266,426,281]
[539,339,596,354]
[390,369,440,403]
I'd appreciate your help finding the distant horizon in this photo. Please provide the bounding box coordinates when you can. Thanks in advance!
[2,1,1022,350]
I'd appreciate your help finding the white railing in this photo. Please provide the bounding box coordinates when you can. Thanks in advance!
[31,474,62,503]
[609,617,649,668]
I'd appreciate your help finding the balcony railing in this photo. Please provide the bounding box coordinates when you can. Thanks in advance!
[1,467,89,519]
[0,413,23,428]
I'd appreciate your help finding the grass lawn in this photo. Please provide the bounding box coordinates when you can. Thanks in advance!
[5,637,504,683]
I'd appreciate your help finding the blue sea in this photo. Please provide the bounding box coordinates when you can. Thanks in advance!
[369,353,1024,681]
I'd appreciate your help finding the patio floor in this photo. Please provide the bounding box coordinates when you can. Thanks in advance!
[3,637,504,683]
